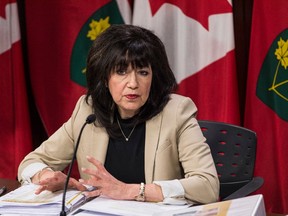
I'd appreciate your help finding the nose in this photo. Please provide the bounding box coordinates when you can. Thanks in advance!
[127,71,138,89]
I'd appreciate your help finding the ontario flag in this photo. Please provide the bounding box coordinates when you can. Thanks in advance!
[24,0,131,178]
[245,0,288,214]
[0,0,32,178]
[132,0,240,124]
[25,0,132,136]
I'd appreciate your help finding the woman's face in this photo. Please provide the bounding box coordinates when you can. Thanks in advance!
[108,64,152,119]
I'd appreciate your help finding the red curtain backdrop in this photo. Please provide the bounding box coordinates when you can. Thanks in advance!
[0,0,32,179]
[244,0,288,214]
[132,0,240,124]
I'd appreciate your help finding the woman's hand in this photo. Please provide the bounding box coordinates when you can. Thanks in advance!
[33,170,86,195]
[79,156,136,200]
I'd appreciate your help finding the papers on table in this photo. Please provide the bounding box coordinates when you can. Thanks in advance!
[0,183,88,216]
[71,195,265,216]
[72,196,191,216]
[0,184,191,216]
[153,194,265,216]
[0,183,265,216]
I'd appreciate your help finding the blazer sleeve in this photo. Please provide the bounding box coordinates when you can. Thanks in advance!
[17,95,91,183]
[156,94,220,204]
[178,97,219,203]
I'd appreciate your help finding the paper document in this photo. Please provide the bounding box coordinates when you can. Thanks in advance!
[72,196,191,216]
[0,183,88,215]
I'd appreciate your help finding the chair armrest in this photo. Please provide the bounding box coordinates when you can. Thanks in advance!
[222,177,264,201]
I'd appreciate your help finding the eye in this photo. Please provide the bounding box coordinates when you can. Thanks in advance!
[116,69,127,75]
[137,68,150,76]
[139,70,148,76]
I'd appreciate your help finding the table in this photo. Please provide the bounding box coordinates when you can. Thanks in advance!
[0,178,286,216]
[0,178,20,196]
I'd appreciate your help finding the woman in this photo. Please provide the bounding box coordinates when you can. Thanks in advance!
[18,24,219,204]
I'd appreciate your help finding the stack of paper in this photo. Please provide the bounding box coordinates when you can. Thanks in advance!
[72,197,191,216]
[0,184,192,216]
[0,183,87,215]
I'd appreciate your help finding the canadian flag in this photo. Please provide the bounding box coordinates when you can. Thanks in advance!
[132,0,240,124]
[0,0,32,178]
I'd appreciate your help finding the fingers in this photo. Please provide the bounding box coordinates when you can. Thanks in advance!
[83,188,102,198]
[69,178,87,191]
[86,156,105,171]
[34,157,109,195]
[35,172,86,194]
[78,177,103,191]
[39,171,65,185]
[82,156,109,179]
[79,156,128,200]
[34,185,47,195]
[81,168,97,177]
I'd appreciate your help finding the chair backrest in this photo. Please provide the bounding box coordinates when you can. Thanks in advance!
[198,120,257,200]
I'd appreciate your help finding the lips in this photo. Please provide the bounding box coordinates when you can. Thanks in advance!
[125,94,139,99]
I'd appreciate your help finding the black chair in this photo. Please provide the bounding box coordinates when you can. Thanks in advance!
[198,120,264,201]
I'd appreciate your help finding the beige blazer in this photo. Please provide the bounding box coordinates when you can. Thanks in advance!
[18,94,219,204]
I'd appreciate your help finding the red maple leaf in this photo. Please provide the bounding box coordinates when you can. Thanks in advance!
[149,0,232,30]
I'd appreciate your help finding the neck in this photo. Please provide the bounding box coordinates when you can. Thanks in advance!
[118,109,138,119]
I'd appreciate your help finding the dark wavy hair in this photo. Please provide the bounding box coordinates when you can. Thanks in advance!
[85,24,177,138]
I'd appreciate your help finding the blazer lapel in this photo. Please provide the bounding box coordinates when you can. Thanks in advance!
[145,113,163,183]
[85,117,162,183]
[88,123,109,164]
